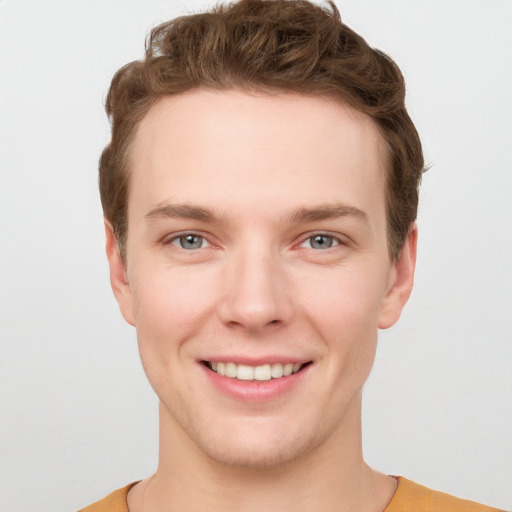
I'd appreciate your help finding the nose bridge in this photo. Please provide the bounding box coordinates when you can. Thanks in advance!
[220,237,292,331]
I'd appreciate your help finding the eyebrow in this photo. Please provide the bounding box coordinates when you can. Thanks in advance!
[145,203,220,222]
[145,202,368,225]
[286,204,369,224]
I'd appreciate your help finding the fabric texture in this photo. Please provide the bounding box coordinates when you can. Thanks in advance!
[78,482,136,512]
[78,477,502,512]
[382,478,502,512]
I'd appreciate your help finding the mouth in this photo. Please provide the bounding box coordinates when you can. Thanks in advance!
[203,361,311,382]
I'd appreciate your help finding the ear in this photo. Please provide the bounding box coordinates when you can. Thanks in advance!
[104,221,135,326]
[378,225,418,329]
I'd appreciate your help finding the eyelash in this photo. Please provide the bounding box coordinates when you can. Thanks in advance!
[165,232,212,250]
[163,231,347,252]
[298,232,346,251]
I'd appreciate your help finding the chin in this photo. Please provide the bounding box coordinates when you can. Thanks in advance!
[201,437,311,470]
[189,416,323,470]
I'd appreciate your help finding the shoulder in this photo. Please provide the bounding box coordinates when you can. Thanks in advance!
[385,477,503,512]
[77,482,137,512]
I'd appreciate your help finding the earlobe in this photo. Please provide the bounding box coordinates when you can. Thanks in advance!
[378,226,418,329]
[104,221,136,326]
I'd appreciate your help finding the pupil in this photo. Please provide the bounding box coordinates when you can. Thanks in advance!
[181,235,201,249]
[312,235,332,249]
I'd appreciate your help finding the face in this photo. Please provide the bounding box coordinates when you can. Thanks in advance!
[107,90,416,469]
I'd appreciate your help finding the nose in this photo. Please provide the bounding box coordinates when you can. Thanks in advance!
[218,244,294,333]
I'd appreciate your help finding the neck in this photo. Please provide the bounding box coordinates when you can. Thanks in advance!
[128,396,396,512]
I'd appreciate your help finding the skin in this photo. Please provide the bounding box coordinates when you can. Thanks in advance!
[106,90,417,511]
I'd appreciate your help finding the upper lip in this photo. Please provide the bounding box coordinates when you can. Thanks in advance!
[199,356,312,365]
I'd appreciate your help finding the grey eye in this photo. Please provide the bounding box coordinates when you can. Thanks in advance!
[308,235,336,249]
[176,234,204,250]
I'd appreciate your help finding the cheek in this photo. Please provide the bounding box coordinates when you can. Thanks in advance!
[130,263,218,333]
[297,263,388,332]
[129,265,219,395]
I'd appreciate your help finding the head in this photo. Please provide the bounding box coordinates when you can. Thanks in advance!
[102,0,422,470]
[99,0,424,262]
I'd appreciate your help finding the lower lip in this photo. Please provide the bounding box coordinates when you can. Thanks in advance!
[200,363,310,402]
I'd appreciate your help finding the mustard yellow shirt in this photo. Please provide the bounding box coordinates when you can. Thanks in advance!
[78,477,503,512]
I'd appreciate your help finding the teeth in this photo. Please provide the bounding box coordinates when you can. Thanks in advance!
[208,361,304,381]
[226,362,237,378]
[254,364,271,381]
[271,363,283,378]
[237,364,254,380]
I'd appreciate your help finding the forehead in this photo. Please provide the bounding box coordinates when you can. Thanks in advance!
[129,89,387,220]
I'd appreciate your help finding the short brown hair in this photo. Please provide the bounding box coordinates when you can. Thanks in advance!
[99,0,424,260]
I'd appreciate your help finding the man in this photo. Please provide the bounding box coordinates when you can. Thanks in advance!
[79,1,502,510]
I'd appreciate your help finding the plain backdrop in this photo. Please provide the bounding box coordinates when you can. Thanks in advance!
[1,1,511,511]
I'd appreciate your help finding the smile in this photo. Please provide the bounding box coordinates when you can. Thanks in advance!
[205,361,308,381]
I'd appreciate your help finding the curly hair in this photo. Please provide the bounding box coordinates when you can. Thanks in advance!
[99,0,424,260]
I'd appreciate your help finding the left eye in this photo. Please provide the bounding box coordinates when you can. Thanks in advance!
[302,234,340,250]
[171,234,207,250]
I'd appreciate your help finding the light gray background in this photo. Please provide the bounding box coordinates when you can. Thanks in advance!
[1,1,511,511]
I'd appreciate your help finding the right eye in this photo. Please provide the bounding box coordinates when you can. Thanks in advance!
[298,233,343,251]
[169,234,208,250]
[302,234,340,250]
